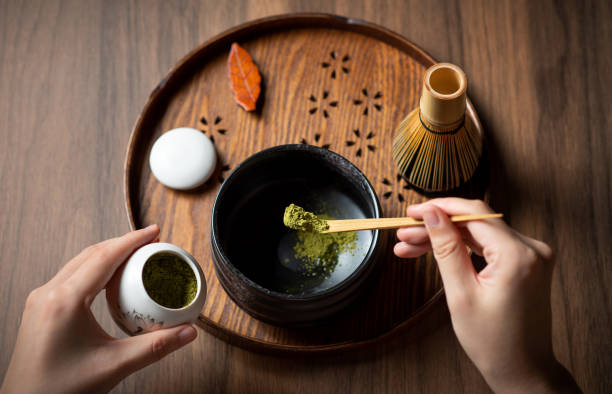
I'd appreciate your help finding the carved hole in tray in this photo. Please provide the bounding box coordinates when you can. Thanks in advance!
[352,89,383,117]
[217,164,231,184]
[199,115,228,138]
[345,129,376,158]
[300,132,331,150]
[203,161,232,186]
[381,174,411,203]
[321,50,350,79]
[307,91,337,119]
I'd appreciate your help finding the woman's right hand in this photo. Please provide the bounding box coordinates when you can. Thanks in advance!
[394,198,580,393]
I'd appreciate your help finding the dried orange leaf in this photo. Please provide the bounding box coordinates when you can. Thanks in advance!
[227,42,261,111]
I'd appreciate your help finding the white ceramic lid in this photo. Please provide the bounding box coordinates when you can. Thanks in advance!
[149,127,216,190]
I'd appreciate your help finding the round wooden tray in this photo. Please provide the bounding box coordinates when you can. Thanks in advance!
[124,13,487,354]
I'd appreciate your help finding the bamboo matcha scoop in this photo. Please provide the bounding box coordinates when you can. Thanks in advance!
[283,204,502,234]
[323,214,502,233]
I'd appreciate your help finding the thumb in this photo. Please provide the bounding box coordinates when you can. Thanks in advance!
[423,205,477,299]
[114,324,197,375]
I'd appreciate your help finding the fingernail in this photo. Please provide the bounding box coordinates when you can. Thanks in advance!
[423,209,440,227]
[147,224,161,234]
[177,326,197,344]
[395,242,410,254]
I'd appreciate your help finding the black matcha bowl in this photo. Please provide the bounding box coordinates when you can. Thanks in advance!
[211,144,383,327]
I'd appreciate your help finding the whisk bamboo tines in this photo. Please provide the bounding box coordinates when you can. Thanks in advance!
[393,63,482,192]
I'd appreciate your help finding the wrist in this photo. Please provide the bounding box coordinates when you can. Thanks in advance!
[484,359,580,394]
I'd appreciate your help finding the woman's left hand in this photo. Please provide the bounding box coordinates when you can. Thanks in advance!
[0,225,198,394]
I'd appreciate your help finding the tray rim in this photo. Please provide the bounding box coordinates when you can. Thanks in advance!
[123,12,473,354]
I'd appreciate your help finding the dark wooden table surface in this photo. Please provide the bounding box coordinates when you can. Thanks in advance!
[1,1,610,392]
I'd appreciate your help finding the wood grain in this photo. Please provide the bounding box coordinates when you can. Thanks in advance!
[1,0,610,393]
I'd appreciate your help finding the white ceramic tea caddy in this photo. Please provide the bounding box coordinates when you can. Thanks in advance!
[106,242,206,335]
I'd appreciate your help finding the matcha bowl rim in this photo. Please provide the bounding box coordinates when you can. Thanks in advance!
[210,144,383,326]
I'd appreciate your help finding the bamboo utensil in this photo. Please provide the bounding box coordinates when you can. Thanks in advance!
[392,63,482,192]
[323,213,502,233]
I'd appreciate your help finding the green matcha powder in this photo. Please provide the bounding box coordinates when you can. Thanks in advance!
[283,203,330,232]
[283,204,357,277]
[142,253,198,309]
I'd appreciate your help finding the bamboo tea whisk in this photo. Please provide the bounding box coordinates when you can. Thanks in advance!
[392,63,482,192]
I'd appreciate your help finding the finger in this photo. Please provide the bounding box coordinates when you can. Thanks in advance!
[50,231,161,289]
[64,224,160,304]
[399,206,485,254]
[47,239,115,288]
[407,198,494,217]
[408,199,515,255]
[423,205,478,297]
[394,241,431,258]
[407,203,486,256]
[513,232,554,261]
[112,324,197,376]
[50,235,161,290]
[396,227,482,257]
[396,227,429,244]
[419,200,548,275]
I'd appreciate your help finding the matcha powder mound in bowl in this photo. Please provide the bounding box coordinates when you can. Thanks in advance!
[294,216,357,277]
[142,252,198,309]
[283,205,357,277]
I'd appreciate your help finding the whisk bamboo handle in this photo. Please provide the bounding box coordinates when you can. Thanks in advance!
[324,213,503,233]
